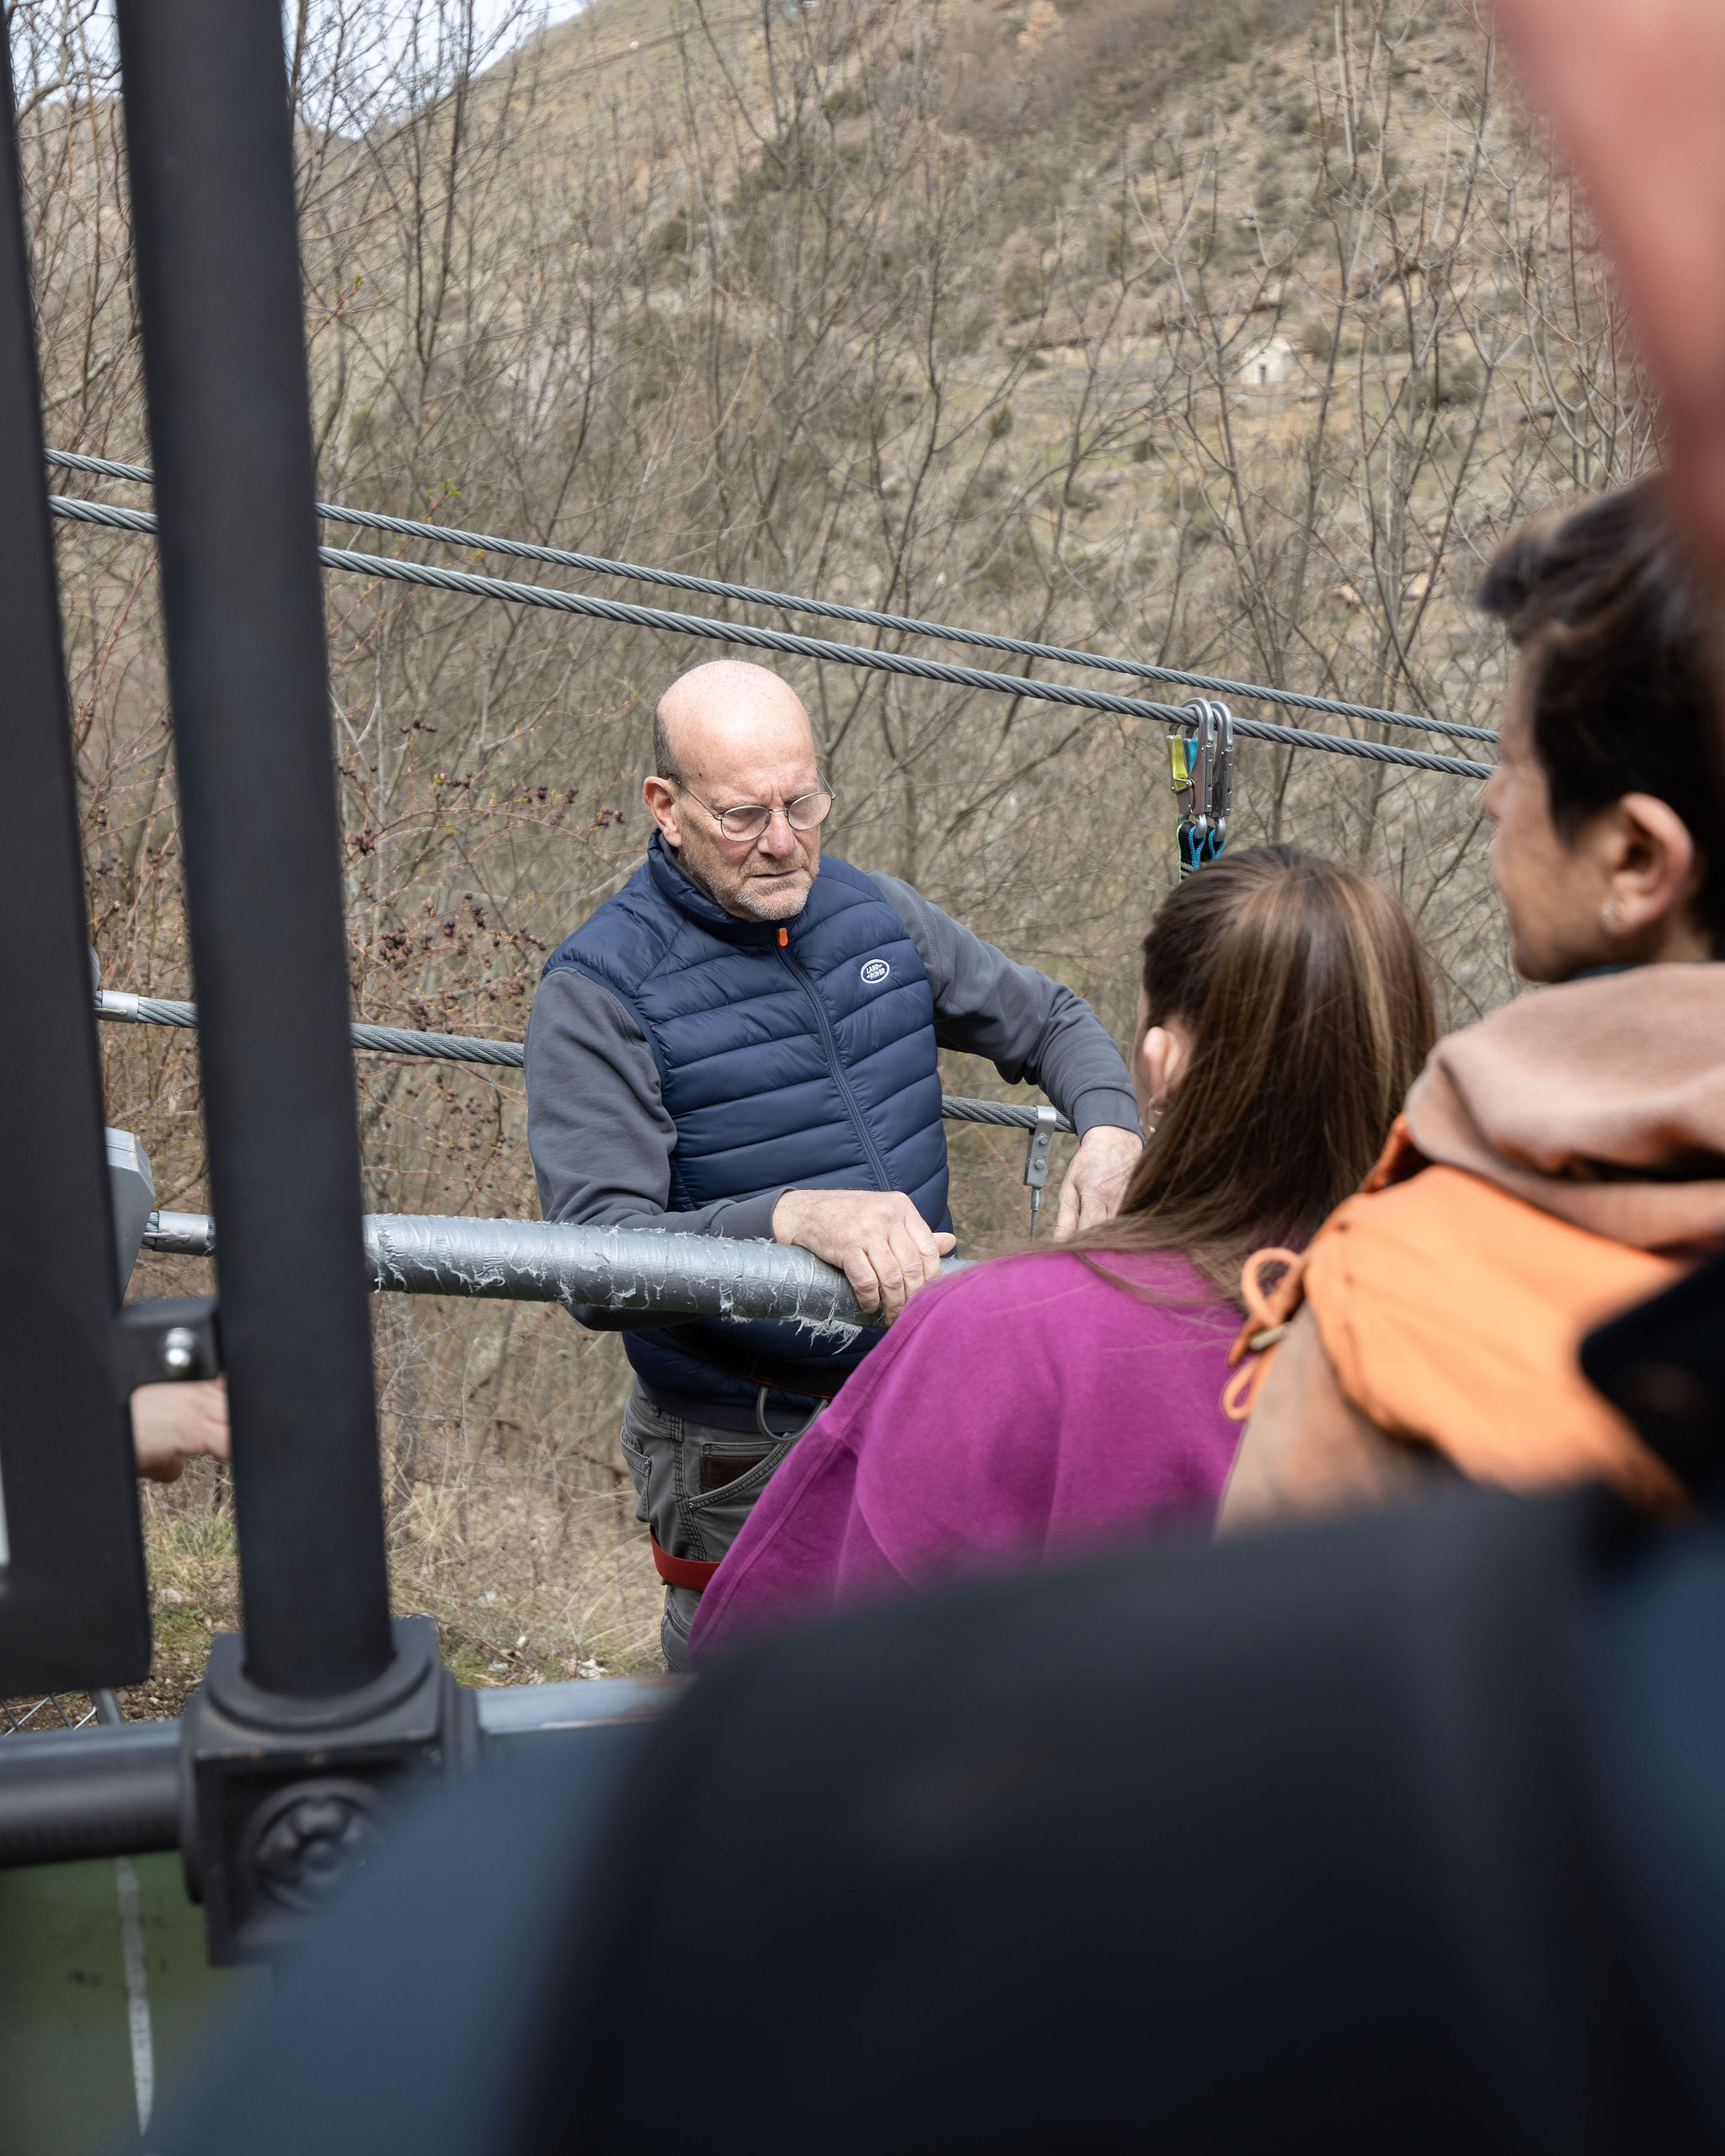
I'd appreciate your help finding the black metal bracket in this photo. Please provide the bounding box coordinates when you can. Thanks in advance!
[106,1126,156,1293]
[179,1614,478,1964]
[115,1294,222,1396]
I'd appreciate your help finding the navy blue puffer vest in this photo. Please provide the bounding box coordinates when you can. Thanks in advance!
[542,835,949,1422]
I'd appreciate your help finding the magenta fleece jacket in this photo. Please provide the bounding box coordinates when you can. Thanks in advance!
[688,1246,1243,1658]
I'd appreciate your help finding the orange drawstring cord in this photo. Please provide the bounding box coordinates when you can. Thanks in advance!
[1221,1246,1305,1423]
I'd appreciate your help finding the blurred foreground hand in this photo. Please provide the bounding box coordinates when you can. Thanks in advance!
[1493,0,1725,580]
[133,1376,230,1484]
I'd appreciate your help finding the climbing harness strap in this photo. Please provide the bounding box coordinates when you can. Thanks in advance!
[650,1534,722,1593]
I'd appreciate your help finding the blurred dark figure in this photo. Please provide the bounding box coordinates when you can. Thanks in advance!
[152,12,1725,2151]
[155,1486,1725,2155]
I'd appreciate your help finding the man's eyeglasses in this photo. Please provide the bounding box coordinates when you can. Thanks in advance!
[675,783,836,844]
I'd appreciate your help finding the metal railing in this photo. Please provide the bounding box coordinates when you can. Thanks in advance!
[142,1206,965,1327]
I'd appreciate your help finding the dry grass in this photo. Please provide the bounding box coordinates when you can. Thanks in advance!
[131,1403,664,1715]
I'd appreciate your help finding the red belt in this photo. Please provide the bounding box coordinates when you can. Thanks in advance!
[651,1533,720,1593]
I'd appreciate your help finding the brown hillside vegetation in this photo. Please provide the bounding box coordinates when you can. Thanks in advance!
[6,0,1642,1705]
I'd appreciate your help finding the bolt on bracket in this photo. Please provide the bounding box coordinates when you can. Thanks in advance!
[1023,1104,1060,1239]
[115,1295,221,1396]
[179,1614,478,1963]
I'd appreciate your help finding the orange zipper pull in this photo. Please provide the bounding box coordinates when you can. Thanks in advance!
[777,927,788,947]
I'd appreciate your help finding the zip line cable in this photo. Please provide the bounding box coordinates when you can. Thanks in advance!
[93,991,1070,1129]
[48,490,1493,781]
[45,445,1498,751]
[97,989,526,1065]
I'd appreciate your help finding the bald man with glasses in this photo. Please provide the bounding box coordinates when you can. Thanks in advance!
[526,659,1142,1666]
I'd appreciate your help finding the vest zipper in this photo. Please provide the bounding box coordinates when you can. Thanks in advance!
[777,946,895,1193]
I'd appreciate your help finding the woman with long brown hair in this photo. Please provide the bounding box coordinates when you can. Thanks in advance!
[689,844,1435,1655]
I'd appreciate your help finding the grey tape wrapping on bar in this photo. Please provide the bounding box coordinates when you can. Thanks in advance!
[141,1208,958,1330]
[144,1209,217,1256]
[362,1214,964,1335]
[147,1207,970,1319]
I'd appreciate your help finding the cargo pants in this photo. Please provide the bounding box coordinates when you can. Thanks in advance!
[619,1380,814,1672]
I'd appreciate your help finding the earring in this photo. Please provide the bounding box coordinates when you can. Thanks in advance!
[1600,899,1619,929]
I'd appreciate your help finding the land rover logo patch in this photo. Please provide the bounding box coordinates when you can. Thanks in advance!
[860,958,891,985]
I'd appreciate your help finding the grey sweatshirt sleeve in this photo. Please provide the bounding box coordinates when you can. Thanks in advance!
[525,967,787,1239]
[868,873,1141,1139]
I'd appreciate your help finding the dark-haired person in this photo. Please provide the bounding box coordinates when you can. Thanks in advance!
[526,658,1146,1668]
[687,846,1434,1656]
[1222,478,1725,1532]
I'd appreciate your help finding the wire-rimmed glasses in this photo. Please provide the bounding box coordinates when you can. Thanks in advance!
[676,784,836,844]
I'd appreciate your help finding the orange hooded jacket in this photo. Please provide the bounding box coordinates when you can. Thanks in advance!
[1220,968,1725,1529]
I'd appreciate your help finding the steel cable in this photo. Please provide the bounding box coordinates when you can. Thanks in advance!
[51,494,1493,780]
[45,446,1498,749]
[95,994,1067,1128]
[937,1096,1072,1133]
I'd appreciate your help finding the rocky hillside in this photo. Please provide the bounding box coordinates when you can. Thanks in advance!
[13,0,1637,1686]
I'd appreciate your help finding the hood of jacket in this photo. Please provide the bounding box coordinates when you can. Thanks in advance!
[1402,963,1725,1251]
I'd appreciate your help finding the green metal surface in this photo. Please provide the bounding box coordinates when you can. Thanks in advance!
[0,1852,261,2153]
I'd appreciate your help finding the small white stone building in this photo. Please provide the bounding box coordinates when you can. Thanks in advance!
[1236,334,1298,388]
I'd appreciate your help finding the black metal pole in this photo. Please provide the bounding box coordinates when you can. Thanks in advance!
[0,24,151,1695]
[114,0,392,1698]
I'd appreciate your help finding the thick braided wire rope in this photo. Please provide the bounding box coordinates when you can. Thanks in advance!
[352,1022,521,1065]
[938,1096,1072,1133]
[99,988,526,1063]
[94,995,1066,1129]
[45,446,1497,748]
[51,494,1493,781]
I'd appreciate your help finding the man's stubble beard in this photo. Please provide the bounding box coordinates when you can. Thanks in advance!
[670,834,814,922]
[725,876,813,922]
